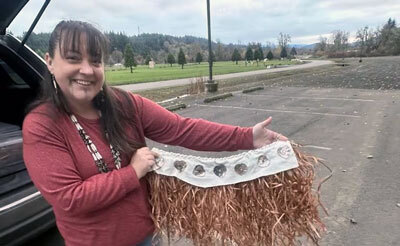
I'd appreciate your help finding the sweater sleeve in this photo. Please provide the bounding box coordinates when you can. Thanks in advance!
[22,113,140,216]
[133,95,254,151]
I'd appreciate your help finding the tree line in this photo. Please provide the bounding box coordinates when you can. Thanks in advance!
[313,18,400,58]
[19,17,398,69]
[20,30,296,70]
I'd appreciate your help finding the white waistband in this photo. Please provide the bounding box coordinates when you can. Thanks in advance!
[152,141,298,188]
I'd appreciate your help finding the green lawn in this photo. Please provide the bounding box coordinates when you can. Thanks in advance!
[105,60,302,85]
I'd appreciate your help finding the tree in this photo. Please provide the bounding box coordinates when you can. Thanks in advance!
[167,53,175,67]
[315,36,328,52]
[290,47,297,57]
[245,46,253,61]
[110,50,123,64]
[145,55,152,65]
[195,52,203,64]
[266,50,274,60]
[258,46,264,60]
[253,46,264,65]
[215,40,224,61]
[377,18,398,54]
[124,43,136,73]
[280,47,288,58]
[277,33,291,50]
[178,48,186,69]
[331,30,349,57]
[231,48,241,65]
[357,26,375,56]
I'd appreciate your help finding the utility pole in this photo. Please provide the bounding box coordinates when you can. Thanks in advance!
[205,0,218,92]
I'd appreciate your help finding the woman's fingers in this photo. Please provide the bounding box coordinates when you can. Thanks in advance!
[130,147,161,178]
[260,116,272,128]
[151,151,160,159]
[272,131,288,141]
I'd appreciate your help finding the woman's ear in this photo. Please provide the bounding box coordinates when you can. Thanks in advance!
[45,53,54,74]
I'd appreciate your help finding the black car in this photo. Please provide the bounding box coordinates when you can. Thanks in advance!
[0,0,56,245]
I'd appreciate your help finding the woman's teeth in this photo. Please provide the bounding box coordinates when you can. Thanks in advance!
[74,80,91,86]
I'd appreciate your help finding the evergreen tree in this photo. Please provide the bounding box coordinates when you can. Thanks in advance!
[258,46,264,60]
[195,52,203,64]
[290,47,297,57]
[267,50,274,60]
[231,48,241,65]
[167,53,175,67]
[245,46,254,61]
[178,48,186,69]
[253,46,264,65]
[124,43,136,73]
[280,47,288,58]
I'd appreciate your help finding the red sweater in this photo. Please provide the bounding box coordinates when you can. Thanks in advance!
[23,93,253,246]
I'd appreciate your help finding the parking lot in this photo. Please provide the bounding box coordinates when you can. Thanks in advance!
[28,57,400,245]
[150,57,400,245]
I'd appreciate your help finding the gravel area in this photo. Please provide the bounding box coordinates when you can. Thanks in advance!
[267,56,400,90]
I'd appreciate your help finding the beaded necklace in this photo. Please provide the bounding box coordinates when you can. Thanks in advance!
[70,114,121,173]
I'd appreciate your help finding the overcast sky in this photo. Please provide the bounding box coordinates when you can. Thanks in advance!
[9,0,400,45]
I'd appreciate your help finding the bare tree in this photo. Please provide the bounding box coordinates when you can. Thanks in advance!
[357,26,375,56]
[215,40,224,61]
[316,36,328,52]
[330,30,349,57]
[277,33,291,49]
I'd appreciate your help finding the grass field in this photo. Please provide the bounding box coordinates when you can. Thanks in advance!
[105,60,301,85]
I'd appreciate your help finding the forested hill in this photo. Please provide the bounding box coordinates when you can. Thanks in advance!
[20,31,246,64]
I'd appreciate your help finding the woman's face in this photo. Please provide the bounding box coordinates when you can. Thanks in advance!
[45,34,105,107]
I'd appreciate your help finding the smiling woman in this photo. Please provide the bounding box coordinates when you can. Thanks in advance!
[45,23,106,119]
[22,19,287,246]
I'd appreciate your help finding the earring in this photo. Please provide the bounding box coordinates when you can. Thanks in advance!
[100,87,105,103]
[51,74,58,94]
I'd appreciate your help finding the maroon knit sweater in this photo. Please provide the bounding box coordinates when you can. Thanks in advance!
[22,93,253,246]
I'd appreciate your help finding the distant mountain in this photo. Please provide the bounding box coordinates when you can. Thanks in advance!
[289,43,317,50]
[288,44,307,49]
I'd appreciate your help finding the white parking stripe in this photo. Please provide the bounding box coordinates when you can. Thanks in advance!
[242,94,375,102]
[198,104,361,118]
[301,145,332,150]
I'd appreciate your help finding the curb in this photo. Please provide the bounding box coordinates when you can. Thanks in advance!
[242,86,264,93]
[203,93,233,103]
[165,103,187,112]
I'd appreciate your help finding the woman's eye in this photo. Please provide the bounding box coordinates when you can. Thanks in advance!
[91,60,102,66]
[66,56,80,61]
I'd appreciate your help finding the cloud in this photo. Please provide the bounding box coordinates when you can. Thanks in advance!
[8,0,400,44]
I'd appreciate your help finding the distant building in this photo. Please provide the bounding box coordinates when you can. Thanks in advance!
[149,61,155,68]
[113,63,123,69]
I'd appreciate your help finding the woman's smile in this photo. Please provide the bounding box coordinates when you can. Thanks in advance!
[72,79,95,86]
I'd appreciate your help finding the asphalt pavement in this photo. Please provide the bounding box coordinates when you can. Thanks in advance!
[148,86,400,245]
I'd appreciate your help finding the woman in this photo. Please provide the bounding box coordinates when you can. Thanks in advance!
[23,20,287,246]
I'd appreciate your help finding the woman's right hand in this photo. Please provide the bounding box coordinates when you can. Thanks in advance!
[129,147,159,179]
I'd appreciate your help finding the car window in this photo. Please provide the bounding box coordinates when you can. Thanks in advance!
[7,1,43,37]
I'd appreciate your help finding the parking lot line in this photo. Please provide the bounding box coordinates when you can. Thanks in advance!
[301,145,332,150]
[240,94,375,102]
[197,104,361,118]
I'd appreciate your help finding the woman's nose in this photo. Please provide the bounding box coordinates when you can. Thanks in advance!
[79,59,94,75]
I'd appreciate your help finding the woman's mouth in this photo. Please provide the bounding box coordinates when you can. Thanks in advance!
[72,79,93,86]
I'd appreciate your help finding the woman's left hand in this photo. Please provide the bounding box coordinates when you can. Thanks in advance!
[252,117,288,148]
